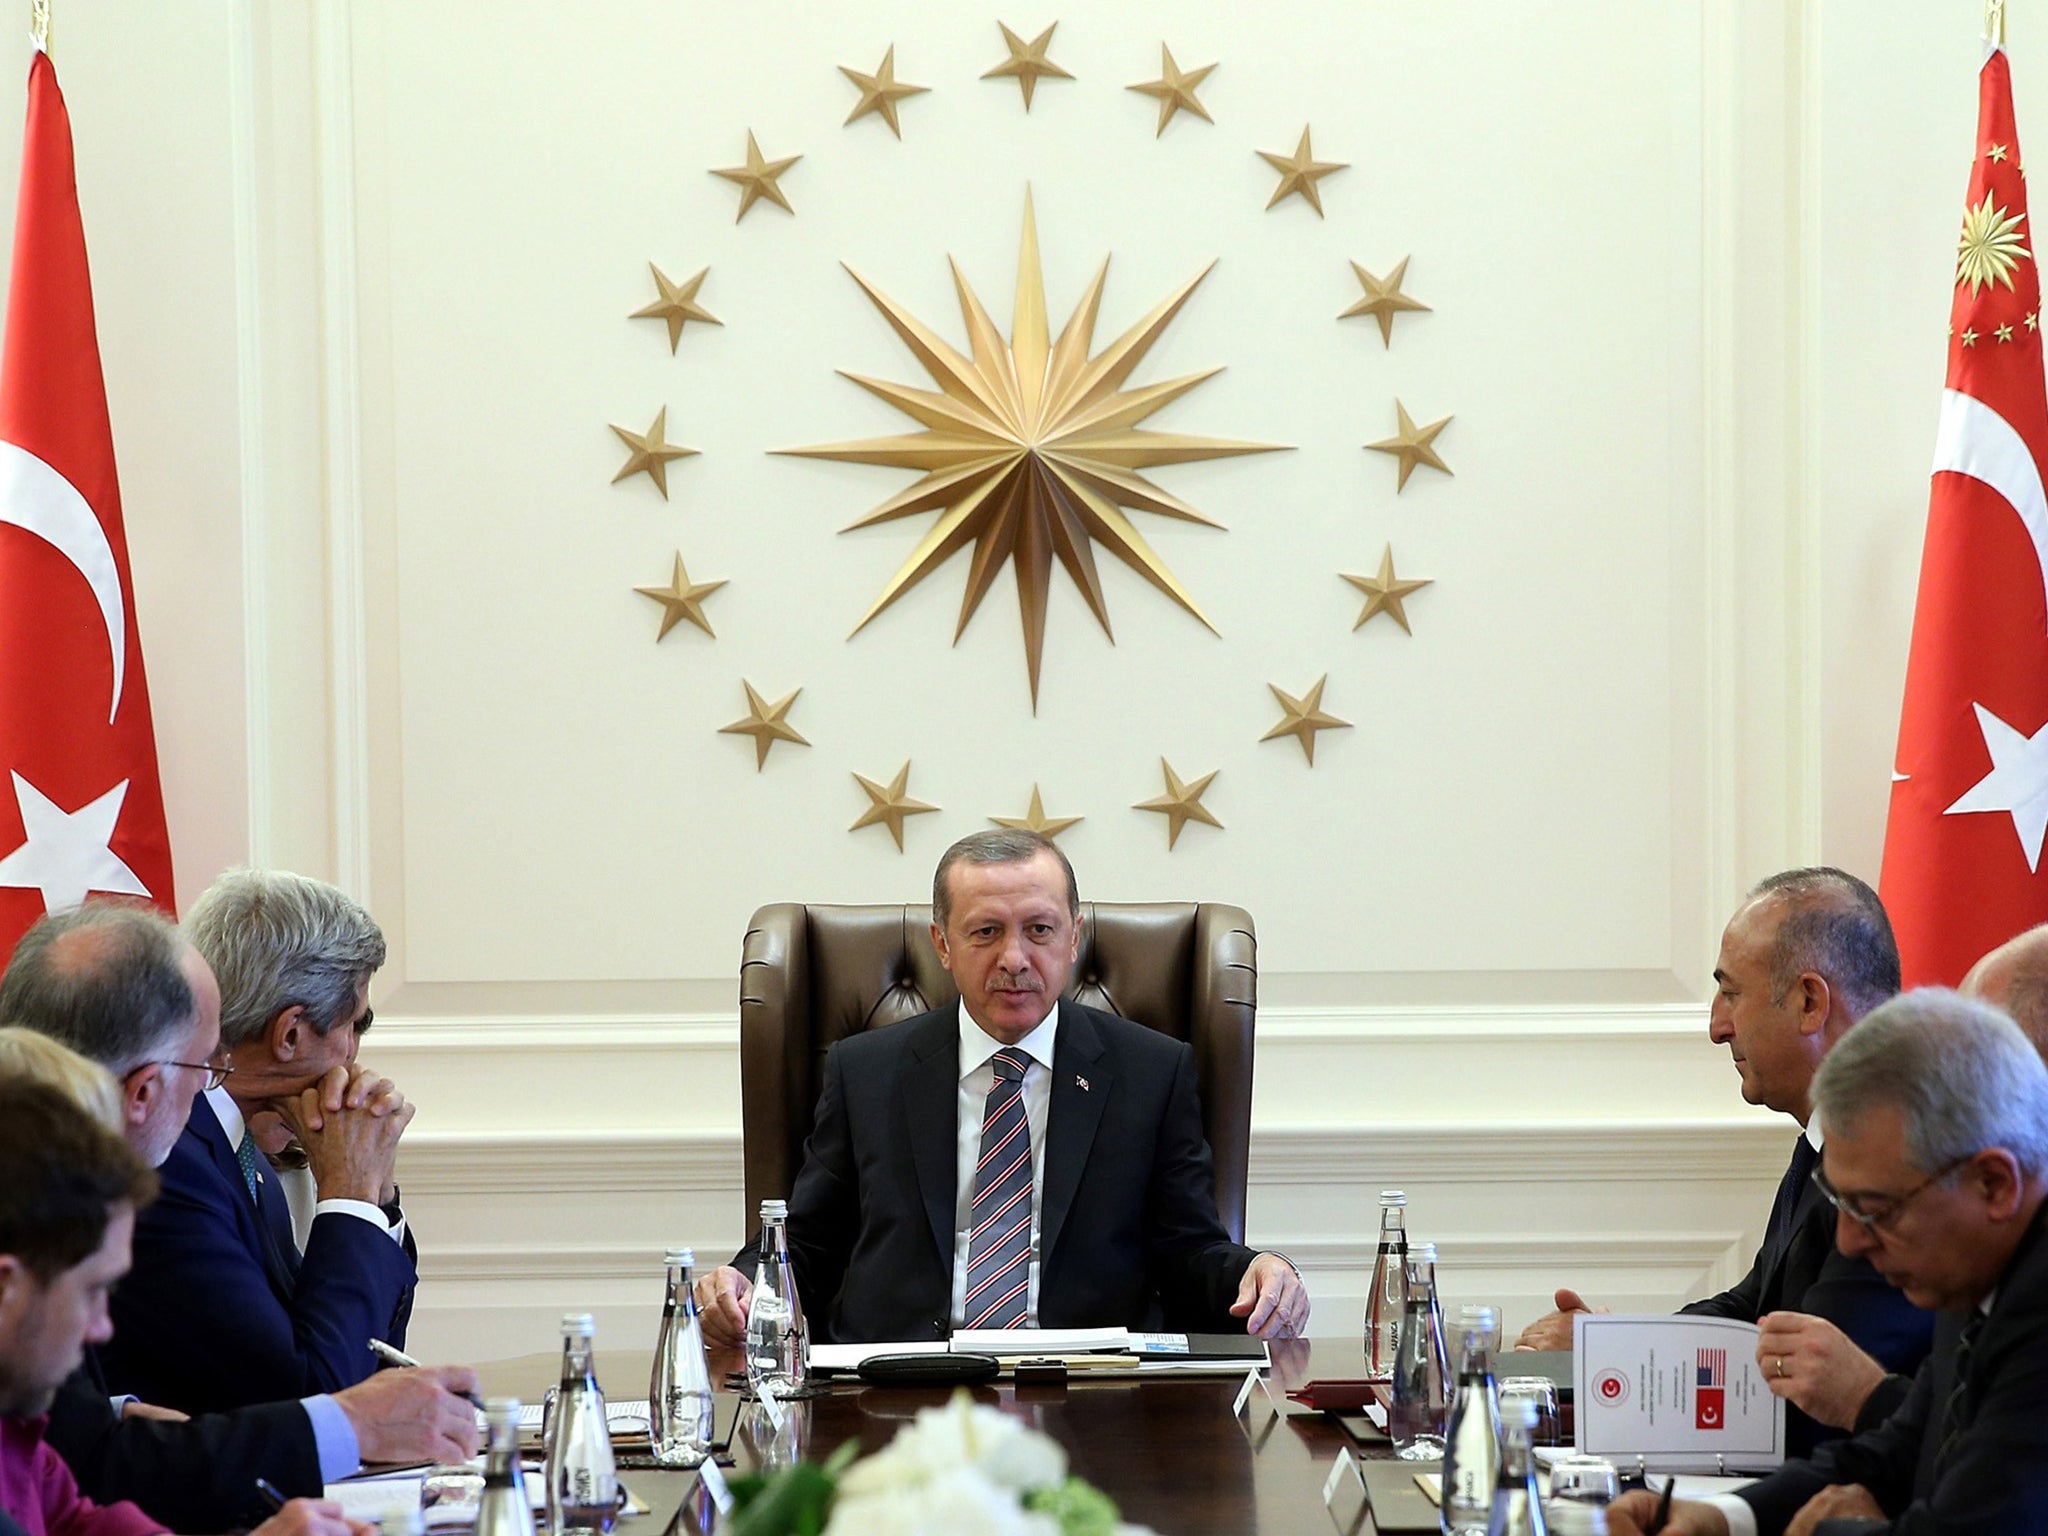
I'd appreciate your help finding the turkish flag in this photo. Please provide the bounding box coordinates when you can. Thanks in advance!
[1695,1388,1724,1431]
[1881,43,2048,987]
[0,50,174,959]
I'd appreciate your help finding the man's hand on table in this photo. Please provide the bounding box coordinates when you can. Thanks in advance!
[1512,1287,1602,1350]
[252,1500,376,1536]
[1756,1312,1885,1431]
[1607,1490,1729,1536]
[695,1265,753,1346]
[1230,1253,1309,1339]
[335,1365,483,1463]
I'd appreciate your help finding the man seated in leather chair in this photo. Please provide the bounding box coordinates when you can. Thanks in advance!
[696,829,1309,1344]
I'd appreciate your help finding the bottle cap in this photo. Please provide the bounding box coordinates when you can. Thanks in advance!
[482,1396,522,1420]
[1378,1190,1407,1207]
[560,1311,596,1338]
[1503,1397,1540,1427]
[760,1198,789,1220]
[665,1246,696,1266]
[1457,1304,1499,1329]
[1410,1241,1437,1262]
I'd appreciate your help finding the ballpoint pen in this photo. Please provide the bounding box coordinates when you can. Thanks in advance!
[1649,1473,1676,1535]
[254,1477,288,1514]
[370,1337,487,1410]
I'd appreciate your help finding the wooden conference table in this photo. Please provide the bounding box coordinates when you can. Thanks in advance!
[476,1337,1447,1536]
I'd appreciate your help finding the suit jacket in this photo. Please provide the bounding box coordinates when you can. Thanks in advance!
[1681,1134,1932,1456]
[42,1347,321,1532]
[1737,1199,2048,1536]
[100,1094,416,1414]
[734,1001,1259,1343]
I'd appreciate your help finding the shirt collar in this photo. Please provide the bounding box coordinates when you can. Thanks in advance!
[206,1084,247,1147]
[1805,1119,1824,1152]
[957,997,1060,1079]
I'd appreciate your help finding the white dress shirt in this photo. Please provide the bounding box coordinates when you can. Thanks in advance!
[948,999,1058,1330]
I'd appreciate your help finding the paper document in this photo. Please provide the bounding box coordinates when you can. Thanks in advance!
[1574,1314,1785,1471]
[952,1325,1132,1354]
[498,1400,651,1434]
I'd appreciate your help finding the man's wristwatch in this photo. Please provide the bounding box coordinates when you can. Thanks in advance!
[379,1184,403,1226]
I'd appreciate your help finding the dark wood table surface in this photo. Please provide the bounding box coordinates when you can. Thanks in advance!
[477,1337,1446,1536]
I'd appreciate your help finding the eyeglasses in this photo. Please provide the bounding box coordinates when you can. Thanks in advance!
[1810,1152,1975,1233]
[150,1058,234,1092]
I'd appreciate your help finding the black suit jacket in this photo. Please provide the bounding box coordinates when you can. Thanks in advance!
[43,1346,322,1531]
[734,1001,1259,1343]
[101,1094,416,1412]
[1737,1199,2048,1536]
[1681,1134,1932,1456]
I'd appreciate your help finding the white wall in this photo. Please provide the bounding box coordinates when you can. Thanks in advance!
[0,0,2002,1361]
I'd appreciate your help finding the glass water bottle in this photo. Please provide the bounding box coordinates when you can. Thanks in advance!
[1441,1305,1503,1535]
[1390,1242,1449,1460]
[1487,1400,1549,1536]
[476,1398,534,1536]
[649,1247,716,1467]
[544,1313,617,1536]
[1365,1190,1409,1379]
[745,1199,808,1397]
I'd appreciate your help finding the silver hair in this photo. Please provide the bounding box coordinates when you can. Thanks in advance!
[1813,987,2048,1179]
[186,869,386,1048]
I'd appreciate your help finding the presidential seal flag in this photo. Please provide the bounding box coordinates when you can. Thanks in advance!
[0,45,175,958]
[1881,27,2048,986]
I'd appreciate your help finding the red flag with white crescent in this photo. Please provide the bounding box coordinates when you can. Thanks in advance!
[0,49,175,958]
[1881,43,2048,986]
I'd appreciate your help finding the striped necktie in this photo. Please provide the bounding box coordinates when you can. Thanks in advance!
[963,1047,1035,1329]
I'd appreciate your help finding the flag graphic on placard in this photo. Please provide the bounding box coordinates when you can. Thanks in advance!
[1695,1347,1726,1430]
[1881,37,2048,985]
[0,48,175,959]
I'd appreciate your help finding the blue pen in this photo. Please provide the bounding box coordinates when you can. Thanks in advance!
[254,1477,289,1514]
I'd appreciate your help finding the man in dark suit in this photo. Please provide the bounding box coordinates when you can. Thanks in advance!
[695,829,1309,1344]
[96,871,423,1413]
[1515,869,1934,1455]
[0,904,477,1529]
[1609,990,2048,1536]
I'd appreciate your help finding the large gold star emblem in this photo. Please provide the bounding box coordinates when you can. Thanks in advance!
[1342,545,1433,633]
[610,407,697,498]
[990,784,1082,839]
[1340,257,1431,348]
[983,22,1073,110]
[1957,193,2031,295]
[1366,399,1453,491]
[1127,44,1216,137]
[718,681,809,769]
[1134,759,1221,849]
[631,264,721,353]
[1258,126,1348,218]
[710,131,802,222]
[850,761,940,849]
[1260,675,1351,764]
[780,192,1286,706]
[840,45,929,139]
[634,553,726,640]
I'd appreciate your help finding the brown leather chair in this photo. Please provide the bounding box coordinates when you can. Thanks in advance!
[739,901,1258,1242]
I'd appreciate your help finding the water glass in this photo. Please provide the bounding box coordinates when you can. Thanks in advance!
[1499,1376,1560,1447]
[1545,1454,1620,1505]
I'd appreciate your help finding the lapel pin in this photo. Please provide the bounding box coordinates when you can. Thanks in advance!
[1075,1075,1090,1092]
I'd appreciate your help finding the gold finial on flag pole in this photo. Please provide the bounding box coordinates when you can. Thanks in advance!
[1988,0,2008,47]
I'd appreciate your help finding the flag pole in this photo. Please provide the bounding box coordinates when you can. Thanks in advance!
[28,0,49,55]
[1989,0,2007,47]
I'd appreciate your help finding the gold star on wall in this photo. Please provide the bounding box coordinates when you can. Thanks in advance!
[850,762,940,849]
[1258,127,1347,218]
[634,553,726,640]
[840,45,929,138]
[718,681,809,769]
[990,784,1083,839]
[710,131,802,222]
[1342,545,1433,633]
[610,407,697,498]
[1260,676,1351,764]
[1340,258,1431,348]
[1127,44,1215,136]
[1134,759,1221,849]
[1366,399,1454,490]
[780,191,1285,707]
[983,22,1072,110]
[631,265,721,353]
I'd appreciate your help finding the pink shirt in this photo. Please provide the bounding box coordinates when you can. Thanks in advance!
[0,1417,165,1536]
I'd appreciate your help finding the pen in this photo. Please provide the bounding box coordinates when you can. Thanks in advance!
[254,1477,288,1514]
[1649,1473,1676,1536]
[369,1337,487,1412]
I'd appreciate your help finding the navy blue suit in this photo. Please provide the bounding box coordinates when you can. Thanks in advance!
[734,1001,1259,1344]
[100,1094,416,1414]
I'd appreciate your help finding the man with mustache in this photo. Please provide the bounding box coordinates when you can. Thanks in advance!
[695,829,1308,1344]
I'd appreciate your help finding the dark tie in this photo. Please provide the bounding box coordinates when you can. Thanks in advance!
[1757,1136,1821,1312]
[237,1129,302,1283]
[963,1048,1034,1329]
[1935,1312,1986,1472]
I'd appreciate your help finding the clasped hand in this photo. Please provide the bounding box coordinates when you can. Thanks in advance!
[272,1063,412,1206]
